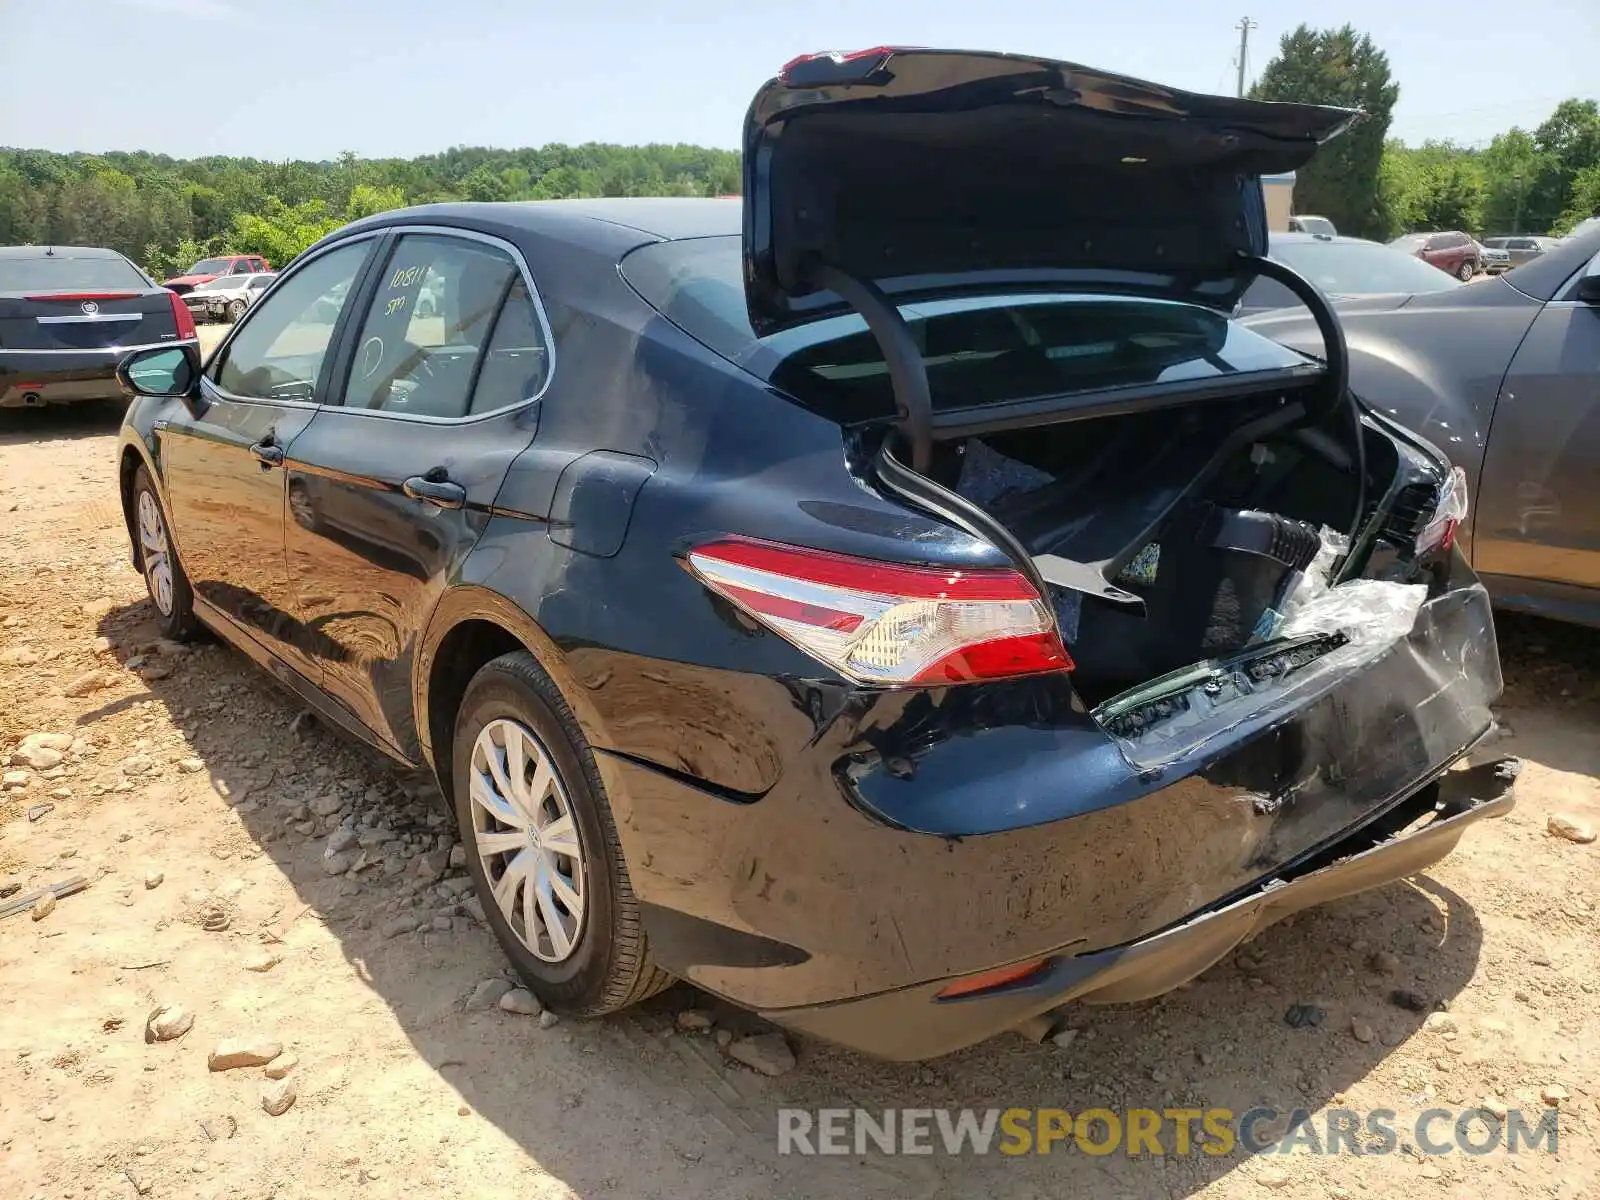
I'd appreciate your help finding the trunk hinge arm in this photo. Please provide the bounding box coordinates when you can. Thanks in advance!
[805,261,934,473]
[1238,253,1366,541]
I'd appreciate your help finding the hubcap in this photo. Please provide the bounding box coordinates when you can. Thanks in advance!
[469,718,586,963]
[137,490,174,616]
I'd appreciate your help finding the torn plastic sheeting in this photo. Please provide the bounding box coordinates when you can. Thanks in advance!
[1096,582,1498,771]
[1272,526,1428,648]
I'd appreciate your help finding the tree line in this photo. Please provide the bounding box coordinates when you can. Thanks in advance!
[1,31,1594,275]
[1253,25,1600,241]
[0,144,741,278]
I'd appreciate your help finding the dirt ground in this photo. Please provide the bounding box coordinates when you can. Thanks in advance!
[0,390,1596,1200]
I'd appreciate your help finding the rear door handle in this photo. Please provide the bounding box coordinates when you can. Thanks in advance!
[250,439,284,467]
[403,475,466,510]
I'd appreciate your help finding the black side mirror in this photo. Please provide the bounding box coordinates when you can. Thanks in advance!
[117,344,204,414]
[1575,272,1600,305]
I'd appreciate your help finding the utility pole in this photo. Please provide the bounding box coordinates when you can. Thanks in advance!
[1235,17,1258,97]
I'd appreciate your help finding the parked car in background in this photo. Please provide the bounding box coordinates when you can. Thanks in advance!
[111,49,1514,1060]
[1240,232,1462,316]
[1247,225,1600,627]
[1287,214,1337,237]
[0,245,198,409]
[1482,236,1551,269]
[1391,230,1480,280]
[162,253,270,295]
[1475,240,1511,274]
[186,272,275,323]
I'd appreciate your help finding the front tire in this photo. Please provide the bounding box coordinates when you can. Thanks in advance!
[452,651,671,1015]
[1457,259,1475,281]
[226,299,246,322]
[131,466,199,641]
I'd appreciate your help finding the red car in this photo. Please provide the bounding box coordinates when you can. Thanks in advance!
[162,254,270,295]
[1388,231,1479,282]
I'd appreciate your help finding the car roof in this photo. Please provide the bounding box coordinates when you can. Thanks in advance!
[340,198,742,254]
[0,244,128,260]
[1269,232,1383,248]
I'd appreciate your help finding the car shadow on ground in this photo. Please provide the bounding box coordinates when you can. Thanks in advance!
[91,594,1508,1198]
[0,403,125,447]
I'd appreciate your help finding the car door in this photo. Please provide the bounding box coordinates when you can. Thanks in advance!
[282,227,554,760]
[159,236,376,681]
[1474,250,1600,596]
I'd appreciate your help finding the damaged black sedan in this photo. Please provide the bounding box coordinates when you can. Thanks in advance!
[115,48,1513,1061]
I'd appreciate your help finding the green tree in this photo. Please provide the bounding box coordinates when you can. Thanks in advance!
[1251,25,1399,239]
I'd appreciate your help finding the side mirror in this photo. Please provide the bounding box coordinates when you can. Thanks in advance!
[1575,271,1600,305]
[117,344,204,413]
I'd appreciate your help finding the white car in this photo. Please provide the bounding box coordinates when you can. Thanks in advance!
[181,272,276,323]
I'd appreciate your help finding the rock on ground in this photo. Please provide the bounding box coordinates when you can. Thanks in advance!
[726,1032,796,1077]
[498,988,542,1016]
[1547,813,1596,844]
[465,978,513,1012]
[144,1004,195,1043]
[676,1009,713,1033]
[261,1076,297,1116]
[208,1037,284,1071]
[263,1050,299,1080]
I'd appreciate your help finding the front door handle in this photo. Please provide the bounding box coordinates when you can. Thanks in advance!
[402,474,466,510]
[250,439,284,467]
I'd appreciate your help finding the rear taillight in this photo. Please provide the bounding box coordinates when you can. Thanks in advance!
[1417,466,1468,556]
[168,290,198,341]
[686,537,1072,686]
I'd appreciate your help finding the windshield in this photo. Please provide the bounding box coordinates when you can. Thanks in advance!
[1294,216,1336,237]
[622,235,1312,421]
[0,254,147,292]
[195,276,236,290]
[1271,239,1462,295]
[184,258,232,276]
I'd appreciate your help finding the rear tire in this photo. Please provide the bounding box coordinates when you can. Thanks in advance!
[1457,259,1475,281]
[451,651,672,1015]
[131,466,199,641]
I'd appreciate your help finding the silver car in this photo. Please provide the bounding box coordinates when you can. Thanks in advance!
[1482,236,1548,269]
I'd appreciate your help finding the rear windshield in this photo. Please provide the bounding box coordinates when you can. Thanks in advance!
[622,236,1312,421]
[0,254,147,292]
[1268,238,1462,296]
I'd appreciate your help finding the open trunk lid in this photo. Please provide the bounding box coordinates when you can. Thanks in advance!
[742,48,1355,334]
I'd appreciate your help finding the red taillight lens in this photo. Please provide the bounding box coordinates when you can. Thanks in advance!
[24,291,141,301]
[168,290,198,341]
[936,957,1052,999]
[686,537,1072,687]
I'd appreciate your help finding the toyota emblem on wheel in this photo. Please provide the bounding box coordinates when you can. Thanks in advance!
[80,300,98,315]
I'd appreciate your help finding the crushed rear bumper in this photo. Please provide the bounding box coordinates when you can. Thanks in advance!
[764,757,1518,1059]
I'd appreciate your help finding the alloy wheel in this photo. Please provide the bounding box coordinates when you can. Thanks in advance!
[137,490,174,616]
[469,718,586,963]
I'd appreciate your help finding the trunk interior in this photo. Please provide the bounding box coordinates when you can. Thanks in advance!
[886,386,1406,710]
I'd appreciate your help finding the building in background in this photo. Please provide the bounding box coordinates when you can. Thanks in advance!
[1263,172,1296,233]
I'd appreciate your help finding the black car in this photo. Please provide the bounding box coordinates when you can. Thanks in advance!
[1,245,197,409]
[113,49,1514,1061]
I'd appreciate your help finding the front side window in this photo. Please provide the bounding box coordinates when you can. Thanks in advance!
[341,233,545,419]
[211,241,369,403]
[248,276,272,291]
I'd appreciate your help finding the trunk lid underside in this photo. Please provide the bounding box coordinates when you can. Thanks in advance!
[741,47,1355,334]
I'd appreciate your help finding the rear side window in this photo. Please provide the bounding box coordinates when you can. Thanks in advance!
[622,235,1310,420]
[341,233,547,420]
[0,254,147,292]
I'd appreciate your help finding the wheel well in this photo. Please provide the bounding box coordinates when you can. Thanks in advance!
[426,619,525,802]
[119,447,145,568]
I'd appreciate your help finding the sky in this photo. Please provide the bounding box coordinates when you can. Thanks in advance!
[1,0,1596,160]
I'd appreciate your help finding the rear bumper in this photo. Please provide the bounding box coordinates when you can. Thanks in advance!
[596,578,1502,1057]
[770,758,1517,1059]
[0,341,193,407]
